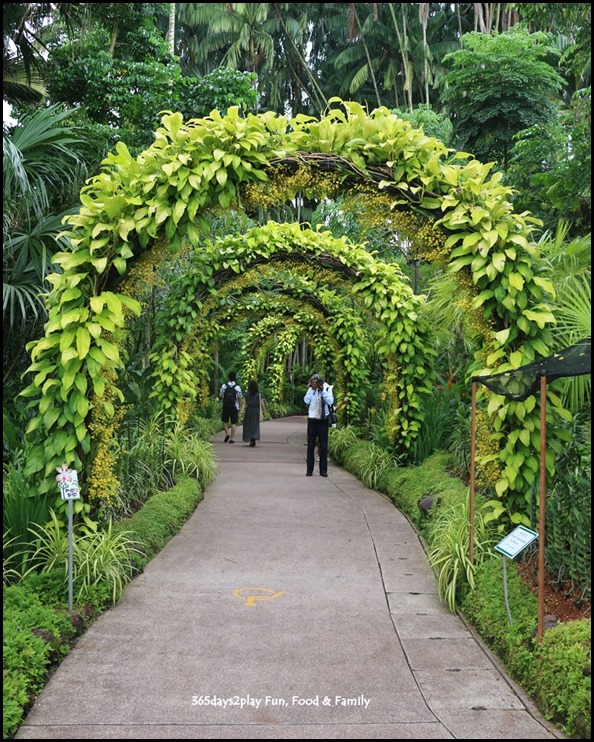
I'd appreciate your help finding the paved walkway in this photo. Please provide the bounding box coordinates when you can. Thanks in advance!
[16,418,564,739]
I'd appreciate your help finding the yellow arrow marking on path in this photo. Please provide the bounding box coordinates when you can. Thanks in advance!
[232,587,286,607]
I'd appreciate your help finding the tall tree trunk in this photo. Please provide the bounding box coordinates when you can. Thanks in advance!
[401,6,413,112]
[456,3,463,38]
[167,3,176,55]
[389,4,413,113]
[350,4,382,108]
[108,3,119,55]
[474,3,501,33]
[494,2,501,32]
[473,3,484,32]
[419,3,430,105]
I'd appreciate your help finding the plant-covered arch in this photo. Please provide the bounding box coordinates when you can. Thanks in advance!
[239,313,348,406]
[22,101,563,522]
[149,222,427,436]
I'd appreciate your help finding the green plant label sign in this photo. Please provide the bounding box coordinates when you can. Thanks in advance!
[494,525,538,559]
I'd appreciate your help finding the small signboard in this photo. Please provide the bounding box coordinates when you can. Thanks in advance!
[56,464,81,500]
[494,525,538,559]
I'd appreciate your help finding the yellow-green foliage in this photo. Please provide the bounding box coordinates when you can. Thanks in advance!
[20,100,563,516]
[533,619,591,739]
[151,222,432,451]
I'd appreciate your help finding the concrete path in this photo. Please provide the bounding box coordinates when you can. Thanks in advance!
[15,418,564,739]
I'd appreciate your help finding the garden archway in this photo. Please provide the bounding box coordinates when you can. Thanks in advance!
[146,222,424,433]
[22,101,561,518]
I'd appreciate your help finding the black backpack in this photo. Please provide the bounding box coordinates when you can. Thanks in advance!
[222,383,238,407]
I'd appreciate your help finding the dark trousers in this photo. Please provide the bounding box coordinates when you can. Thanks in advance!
[306,418,329,475]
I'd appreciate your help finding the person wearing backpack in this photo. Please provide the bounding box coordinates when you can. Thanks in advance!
[219,372,242,443]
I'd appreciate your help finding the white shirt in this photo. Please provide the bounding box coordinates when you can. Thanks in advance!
[304,387,334,419]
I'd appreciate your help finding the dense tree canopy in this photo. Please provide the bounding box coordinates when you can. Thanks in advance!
[441,28,566,170]
[44,4,258,155]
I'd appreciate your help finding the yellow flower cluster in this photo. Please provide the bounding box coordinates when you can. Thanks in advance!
[179,331,217,411]
[176,398,192,427]
[87,443,121,504]
[452,272,494,339]
[475,407,502,490]
[87,371,128,505]
[381,364,402,443]
[342,187,447,261]
[412,223,450,264]
[119,238,177,302]
[241,164,342,211]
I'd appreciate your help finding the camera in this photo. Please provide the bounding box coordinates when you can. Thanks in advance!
[310,375,324,390]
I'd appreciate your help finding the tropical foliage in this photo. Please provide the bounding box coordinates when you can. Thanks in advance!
[13,102,565,526]
[441,28,566,169]
[3,105,90,387]
[3,6,590,739]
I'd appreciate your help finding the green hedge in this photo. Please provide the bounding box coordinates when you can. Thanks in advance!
[112,476,204,571]
[462,559,591,739]
[3,585,78,739]
[3,476,204,739]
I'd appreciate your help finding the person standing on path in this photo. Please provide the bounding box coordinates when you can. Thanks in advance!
[219,372,242,443]
[241,379,266,447]
[304,374,334,477]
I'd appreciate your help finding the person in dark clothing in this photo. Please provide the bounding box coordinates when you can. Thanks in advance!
[303,374,334,477]
[219,372,242,443]
[241,379,266,447]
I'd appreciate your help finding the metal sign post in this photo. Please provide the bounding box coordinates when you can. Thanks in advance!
[56,465,81,612]
[494,526,538,627]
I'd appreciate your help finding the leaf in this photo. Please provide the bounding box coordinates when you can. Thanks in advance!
[491,252,506,272]
[76,327,90,359]
[508,272,524,291]
[494,328,510,345]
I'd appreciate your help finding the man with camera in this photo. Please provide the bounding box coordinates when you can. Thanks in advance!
[303,374,334,477]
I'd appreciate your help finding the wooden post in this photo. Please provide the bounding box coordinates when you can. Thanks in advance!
[537,372,547,642]
[469,380,477,564]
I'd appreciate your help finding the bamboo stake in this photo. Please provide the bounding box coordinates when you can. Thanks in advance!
[538,372,547,642]
[469,380,477,564]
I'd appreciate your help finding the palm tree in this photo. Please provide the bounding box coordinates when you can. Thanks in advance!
[332,7,405,109]
[388,3,414,112]
[3,3,82,106]
[270,3,328,116]
[333,2,457,112]
[177,3,275,73]
[3,104,87,385]
[177,3,328,116]
[3,2,50,105]
[347,3,382,108]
